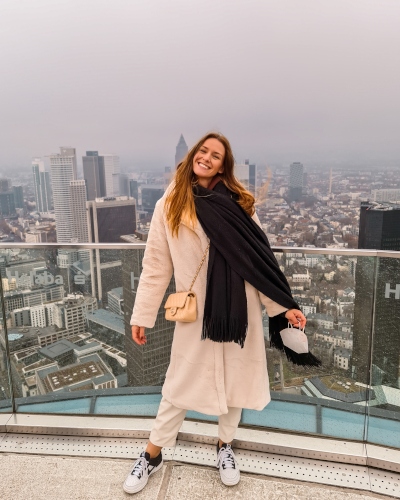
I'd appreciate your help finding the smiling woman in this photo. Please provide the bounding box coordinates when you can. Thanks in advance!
[126,131,313,494]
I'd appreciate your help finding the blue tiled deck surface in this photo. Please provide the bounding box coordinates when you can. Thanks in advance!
[242,401,317,434]
[94,394,163,415]
[17,398,91,414]
[367,415,400,448]
[321,407,366,441]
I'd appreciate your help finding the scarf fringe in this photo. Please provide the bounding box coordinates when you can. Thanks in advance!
[269,315,322,369]
[201,316,248,349]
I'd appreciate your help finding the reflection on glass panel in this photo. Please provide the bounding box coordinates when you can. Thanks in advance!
[1,245,175,414]
[367,256,400,447]
[0,266,13,412]
[0,336,13,412]
[241,252,374,441]
[2,244,387,445]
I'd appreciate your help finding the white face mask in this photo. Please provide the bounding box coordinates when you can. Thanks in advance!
[279,322,309,354]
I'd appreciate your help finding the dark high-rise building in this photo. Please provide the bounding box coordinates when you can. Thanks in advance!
[175,134,188,166]
[358,202,400,251]
[289,162,304,202]
[119,174,129,197]
[121,235,175,387]
[352,202,400,387]
[0,192,15,216]
[32,158,52,212]
[82,151,106,200]
[0,179,10,193]
[87,197,136,305]
[302,172,308,195]
[87,197,136,244]
[141,186,164,214]
[129,180,139,205]
[249,164,256,196]
[11,186,24,209]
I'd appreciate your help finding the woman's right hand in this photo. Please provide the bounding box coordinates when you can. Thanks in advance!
[132,325,147,345]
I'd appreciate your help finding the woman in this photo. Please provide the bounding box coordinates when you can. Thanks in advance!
[123,132,313,495]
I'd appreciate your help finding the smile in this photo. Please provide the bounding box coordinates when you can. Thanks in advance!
[198,162,211,170]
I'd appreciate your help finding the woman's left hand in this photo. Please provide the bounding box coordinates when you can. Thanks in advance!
[285,309,307,329]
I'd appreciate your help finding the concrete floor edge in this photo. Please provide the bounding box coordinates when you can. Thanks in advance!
[1,432,400,498]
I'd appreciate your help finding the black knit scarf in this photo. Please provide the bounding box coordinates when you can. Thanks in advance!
[193,179,321,368]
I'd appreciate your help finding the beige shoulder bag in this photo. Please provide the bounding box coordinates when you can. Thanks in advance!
[164,243,210,322]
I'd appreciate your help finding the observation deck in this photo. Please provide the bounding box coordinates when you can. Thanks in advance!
[1,243,400,498]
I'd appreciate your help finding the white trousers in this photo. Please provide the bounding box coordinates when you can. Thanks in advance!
[149,396,243,448]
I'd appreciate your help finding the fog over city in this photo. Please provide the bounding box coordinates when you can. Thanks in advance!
[1,0,400,172]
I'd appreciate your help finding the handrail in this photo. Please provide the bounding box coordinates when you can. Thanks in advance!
[0,242,399,258]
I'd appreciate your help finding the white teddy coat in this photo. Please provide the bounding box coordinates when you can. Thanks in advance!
[130,191,287,416]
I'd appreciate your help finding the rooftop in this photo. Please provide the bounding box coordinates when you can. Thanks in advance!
[85,309,125,335]
[37,356,107,392]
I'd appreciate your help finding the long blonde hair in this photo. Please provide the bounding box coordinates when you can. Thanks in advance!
[165,132,255,237]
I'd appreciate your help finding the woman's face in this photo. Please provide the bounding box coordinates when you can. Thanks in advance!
[192,138,225,186]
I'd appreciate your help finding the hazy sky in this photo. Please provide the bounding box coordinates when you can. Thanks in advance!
[1,0,400,171]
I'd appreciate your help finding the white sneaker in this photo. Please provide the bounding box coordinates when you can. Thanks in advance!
[123,450,163,494]
[216,443,240,486]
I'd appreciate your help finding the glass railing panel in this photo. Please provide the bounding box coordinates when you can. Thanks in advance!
[367,254,400,447]
[1,244,381,445]
[241,252,374,441]
[0,259,14,413]
[1,245,174,414]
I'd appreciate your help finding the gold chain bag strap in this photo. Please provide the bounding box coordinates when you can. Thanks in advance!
[164,243,210,322]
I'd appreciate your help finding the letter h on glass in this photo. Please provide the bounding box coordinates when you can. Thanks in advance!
[385,283,400,300]
[131,272,140,292]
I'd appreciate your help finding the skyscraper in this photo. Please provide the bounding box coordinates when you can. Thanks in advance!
[101,154,120,196]
[48,147,77,243]
[0,179,10,193]
[119,174,129,196]
[358,201,400,250]
[141,186,164,214]
[120,235,175,386]
[0,192,15,216]
[87,197,137,243]
[164,166,173,189]
[11,186,24,209]
[82,151,106,200]
[87,197,137,304]
[175,134,188,166]
[302,172,308,195]
[70,180,89,243]
[249,164,256,196]
[129,180,139,205]
[352,202,400,387]
[234,161,256,195]
[32,158,52,213]
[289,162,304,202]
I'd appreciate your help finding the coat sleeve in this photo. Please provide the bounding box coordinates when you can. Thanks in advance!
[251,210,288,318]
[130,200,174,328]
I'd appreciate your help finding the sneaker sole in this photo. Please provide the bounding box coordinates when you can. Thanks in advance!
[123,461,163,494]
[220,472,240,486]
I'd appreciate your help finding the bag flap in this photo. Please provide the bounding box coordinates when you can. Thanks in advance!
[164,292,195,309]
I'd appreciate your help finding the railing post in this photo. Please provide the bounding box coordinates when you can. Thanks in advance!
[364,255,380,443]
[316,404,322,434]
[0,266,16,413]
